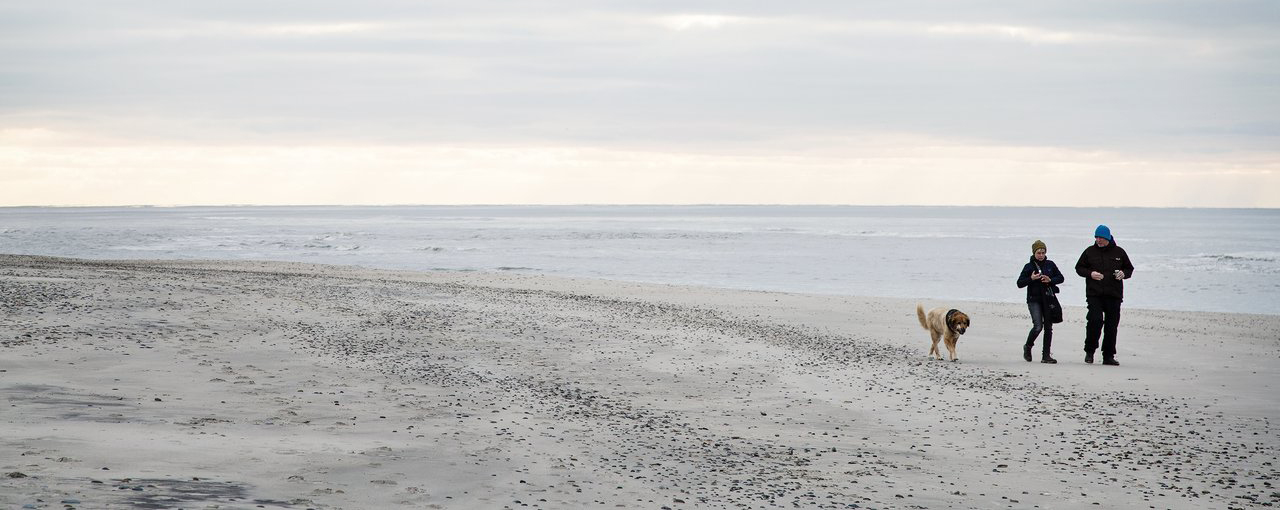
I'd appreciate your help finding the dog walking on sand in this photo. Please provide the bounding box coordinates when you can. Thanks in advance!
[916,305,970,362]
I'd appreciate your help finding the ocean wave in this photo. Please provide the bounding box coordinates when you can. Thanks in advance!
[301,243,361,251]
[257,238,364,251]
[1201,254,1277,264]
[837,231,1022,240]
[311,232,359,241]
[1143,253,1280,274]
[108,245,175,252]
[547,231,742,241]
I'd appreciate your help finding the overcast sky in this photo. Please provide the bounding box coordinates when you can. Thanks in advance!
[1,1,1277,207]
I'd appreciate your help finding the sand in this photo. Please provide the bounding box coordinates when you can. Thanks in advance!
[1,254,1276,510]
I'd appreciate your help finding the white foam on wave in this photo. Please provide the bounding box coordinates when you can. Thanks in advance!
[1143,252,1280,274]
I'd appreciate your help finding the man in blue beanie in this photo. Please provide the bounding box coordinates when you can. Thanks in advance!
[1075,224,1135,365]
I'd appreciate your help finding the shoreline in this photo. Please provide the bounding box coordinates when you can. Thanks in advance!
[2,255,1277,509]
[5,253,1277,319]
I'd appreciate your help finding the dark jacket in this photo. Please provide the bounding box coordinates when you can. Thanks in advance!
[1017,257,1065,303]
[1075,242,1135,300]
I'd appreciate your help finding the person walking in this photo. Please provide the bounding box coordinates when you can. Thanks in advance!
[1075,225,1135,366]
[1017,240,1065,363]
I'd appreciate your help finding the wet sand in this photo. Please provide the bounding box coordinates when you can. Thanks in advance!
[1,254,1276,509]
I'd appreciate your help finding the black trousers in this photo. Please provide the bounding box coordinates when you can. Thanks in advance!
[1084,296,1122,358]
[1026,301,1052,355]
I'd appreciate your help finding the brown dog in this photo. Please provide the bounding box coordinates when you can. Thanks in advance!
[916,304,971,362]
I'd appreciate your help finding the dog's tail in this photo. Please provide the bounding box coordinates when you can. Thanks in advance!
[916,304,929,330]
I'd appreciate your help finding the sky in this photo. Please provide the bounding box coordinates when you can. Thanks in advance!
[1,1,1278,207]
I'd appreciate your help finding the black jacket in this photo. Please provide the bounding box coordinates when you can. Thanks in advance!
[1017,257,1065,303]
[1075,242,1135,300]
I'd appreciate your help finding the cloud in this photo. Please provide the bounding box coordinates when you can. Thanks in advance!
[655,15,752,31]
[923,23,1110,44]
[120,21,390,40]
[253,22,386,36]
[1,1,1277,206]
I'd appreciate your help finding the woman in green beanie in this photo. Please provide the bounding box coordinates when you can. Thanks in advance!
[1017,240,1065,363]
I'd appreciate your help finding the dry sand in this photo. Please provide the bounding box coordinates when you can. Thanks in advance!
[1,254,1276,509]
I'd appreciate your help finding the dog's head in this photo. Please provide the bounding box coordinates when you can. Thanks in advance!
[947,310,970,335]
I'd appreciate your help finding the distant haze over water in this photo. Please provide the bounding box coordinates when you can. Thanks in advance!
[3,205,1277,316]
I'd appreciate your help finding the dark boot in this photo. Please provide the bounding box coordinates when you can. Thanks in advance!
[1041,333,1054,363]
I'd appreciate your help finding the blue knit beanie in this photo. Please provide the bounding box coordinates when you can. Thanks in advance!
[1094,224,1112,241]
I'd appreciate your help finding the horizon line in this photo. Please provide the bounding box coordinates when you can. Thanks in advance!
[3,203,1277,211]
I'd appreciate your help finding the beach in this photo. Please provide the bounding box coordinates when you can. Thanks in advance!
[1,254,1276,509]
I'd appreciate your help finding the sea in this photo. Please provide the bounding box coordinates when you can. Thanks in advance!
[2,205,1277,316]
